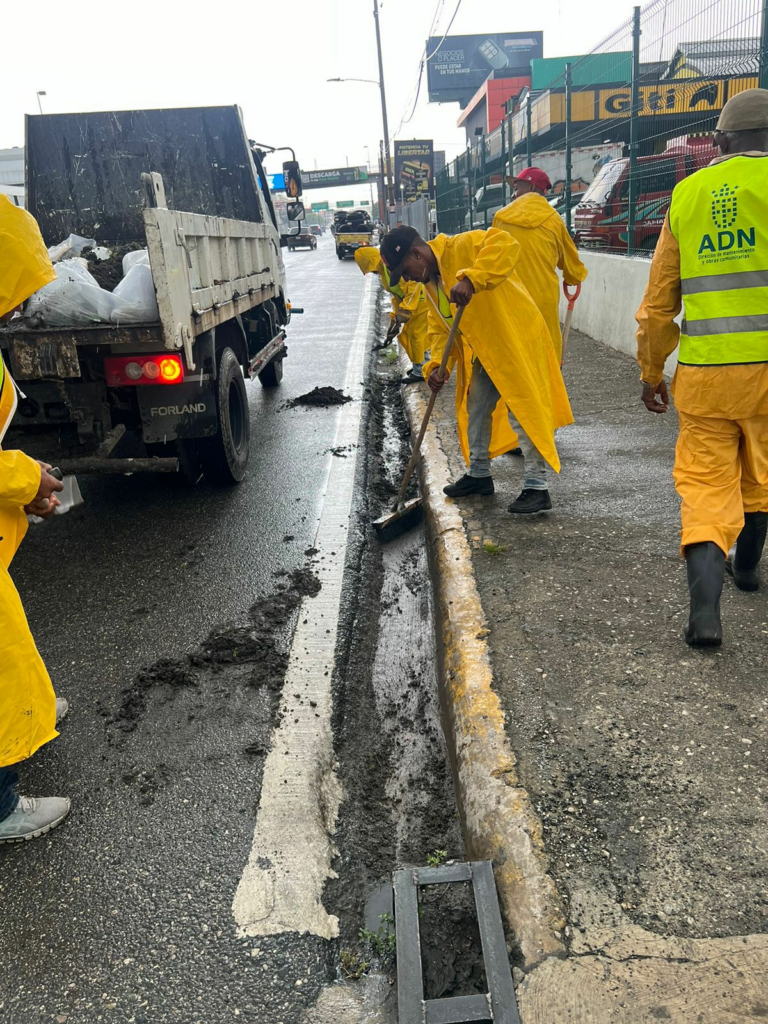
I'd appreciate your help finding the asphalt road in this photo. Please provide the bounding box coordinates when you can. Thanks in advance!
[0,235,376,1023]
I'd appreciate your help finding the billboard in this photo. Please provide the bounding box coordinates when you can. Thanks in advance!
[394,140,434,203]
[427,32,543,103]
[303,166,368,189]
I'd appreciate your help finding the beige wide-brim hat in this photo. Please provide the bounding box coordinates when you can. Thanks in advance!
[716,88,768,131]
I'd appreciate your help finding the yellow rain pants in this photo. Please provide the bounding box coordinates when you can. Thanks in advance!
[354,246,427,364]
[493,192,587,361]
[636,156,768,555]
[0,196,58,767]
[422,229,573,471]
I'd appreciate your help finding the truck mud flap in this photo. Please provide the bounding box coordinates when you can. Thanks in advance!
[138,381,218,443]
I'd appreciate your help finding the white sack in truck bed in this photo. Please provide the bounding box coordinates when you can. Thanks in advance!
[23,252,159,327]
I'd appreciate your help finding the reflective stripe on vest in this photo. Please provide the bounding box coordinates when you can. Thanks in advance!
[669,156,768,366]
[437,284,453,325]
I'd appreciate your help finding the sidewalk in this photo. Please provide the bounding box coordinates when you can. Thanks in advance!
[403,329,768,1020]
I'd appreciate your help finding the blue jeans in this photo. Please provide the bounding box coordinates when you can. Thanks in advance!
[466,360,548,489]
[0,768,19,822]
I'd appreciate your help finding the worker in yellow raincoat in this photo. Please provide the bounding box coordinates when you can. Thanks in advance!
[380,225,573,514]
[636,88,768,647]
[354,246,428,384]
[0,194,71,842]
[493,166,588,361]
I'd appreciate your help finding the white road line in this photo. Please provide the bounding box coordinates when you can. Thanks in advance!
[233,274,376,940]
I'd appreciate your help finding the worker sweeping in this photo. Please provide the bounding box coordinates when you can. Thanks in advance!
[0,195,71,842]
[493,167,588,362]
[636,87,768,647]
[354,246,427,384]
[380,225,573,514]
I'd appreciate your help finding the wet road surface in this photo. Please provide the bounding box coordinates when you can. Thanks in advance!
[0,237,382,1023]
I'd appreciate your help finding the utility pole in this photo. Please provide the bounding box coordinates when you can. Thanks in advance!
[760,0,768,89]
[373,0,395,211]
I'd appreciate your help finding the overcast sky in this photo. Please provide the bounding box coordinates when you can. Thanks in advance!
[4,0,639,203]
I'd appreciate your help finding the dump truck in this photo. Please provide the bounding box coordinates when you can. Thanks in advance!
[0,105,304,485]
[334,210,374,260]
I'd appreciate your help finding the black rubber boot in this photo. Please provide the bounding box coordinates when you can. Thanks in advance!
[443,474,494,498]
[508,488,552,515]
[684,541,724,647]
[725,511,768,591]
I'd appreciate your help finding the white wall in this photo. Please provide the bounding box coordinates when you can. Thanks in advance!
[563,250,680,377]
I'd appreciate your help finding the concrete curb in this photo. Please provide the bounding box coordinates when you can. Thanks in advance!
[399,354,566,969]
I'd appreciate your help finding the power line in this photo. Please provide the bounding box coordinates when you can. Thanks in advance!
[394,0,463,136]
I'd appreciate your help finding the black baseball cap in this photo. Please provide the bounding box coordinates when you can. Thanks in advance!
[380,225,420,285]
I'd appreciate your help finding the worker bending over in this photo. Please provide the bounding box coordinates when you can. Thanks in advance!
[494,166,587,362]
[355,246,427,384]
[637,88,768,646]
[380,225,572,514]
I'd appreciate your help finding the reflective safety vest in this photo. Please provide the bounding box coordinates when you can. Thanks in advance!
[669,156,768,366]
[380,264,405,300]
[425,281,454,326]
[0,356,18,445]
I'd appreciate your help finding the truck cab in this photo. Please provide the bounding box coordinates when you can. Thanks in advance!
[573,136,715,253]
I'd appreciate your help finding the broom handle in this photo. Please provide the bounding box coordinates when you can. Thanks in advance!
[395,303,464,508]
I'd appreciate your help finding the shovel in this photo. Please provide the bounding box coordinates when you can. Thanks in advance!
[560,281,582,365]
[373,304,465,541]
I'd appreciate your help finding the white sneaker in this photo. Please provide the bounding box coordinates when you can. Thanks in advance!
[55,697,69,725]
[0,796,71,843]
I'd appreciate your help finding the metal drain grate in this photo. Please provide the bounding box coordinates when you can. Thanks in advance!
[393,860,520,1024]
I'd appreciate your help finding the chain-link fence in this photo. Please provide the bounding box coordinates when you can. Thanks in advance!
[435,0,768,254]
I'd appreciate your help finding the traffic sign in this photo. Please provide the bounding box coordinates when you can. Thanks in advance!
[336,200,355,208]
[310,201,329,210]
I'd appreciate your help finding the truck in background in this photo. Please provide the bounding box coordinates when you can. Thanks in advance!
[334,209,374,260]
[1,106,304,485]
[573,135,715,253]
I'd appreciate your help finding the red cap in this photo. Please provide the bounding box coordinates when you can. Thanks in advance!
[513,167,551,192]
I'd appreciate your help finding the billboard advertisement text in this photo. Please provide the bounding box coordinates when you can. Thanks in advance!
[394,141,434,203]
[427,32,543,103]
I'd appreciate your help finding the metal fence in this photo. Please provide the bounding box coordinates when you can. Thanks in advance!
[435,0,768,255]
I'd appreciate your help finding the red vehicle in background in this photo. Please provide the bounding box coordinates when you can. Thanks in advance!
[573,135,715,253]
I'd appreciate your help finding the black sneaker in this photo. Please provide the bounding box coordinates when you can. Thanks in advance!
[400,368,424,385]
[508,488,552,515]
[506,447,523,457]
[443,474,495,498]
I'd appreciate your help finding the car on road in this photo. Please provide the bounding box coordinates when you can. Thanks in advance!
[287,227,318,250]
[309,224,323,236]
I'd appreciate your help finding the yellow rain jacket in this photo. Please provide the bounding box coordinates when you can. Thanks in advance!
[493,193,587,361]
[355,246,427,364]
[0,196,58,768]
[423,229,573,471]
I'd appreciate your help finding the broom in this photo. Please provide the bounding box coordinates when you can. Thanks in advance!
[373,304,465,542]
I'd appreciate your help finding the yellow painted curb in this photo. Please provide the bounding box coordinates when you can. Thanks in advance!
[400,356,565,968]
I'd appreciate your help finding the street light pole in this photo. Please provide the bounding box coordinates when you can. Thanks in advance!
[36,91,46,115]
[372,0,395,210]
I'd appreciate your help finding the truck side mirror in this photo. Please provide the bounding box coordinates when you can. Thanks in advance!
[283,161,303,198]
[287,202,305,222]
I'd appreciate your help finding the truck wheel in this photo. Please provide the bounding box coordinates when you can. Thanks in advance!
[199,347,250,485]
[337,252,344,260]
[259,353,284,388]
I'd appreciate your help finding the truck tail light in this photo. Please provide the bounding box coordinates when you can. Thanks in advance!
[105,354,184,386]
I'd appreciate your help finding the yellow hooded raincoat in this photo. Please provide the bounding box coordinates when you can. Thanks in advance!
[0,196,58,768]
[354,246,427,364]
[493,193,587,361]
[422,229,573,471]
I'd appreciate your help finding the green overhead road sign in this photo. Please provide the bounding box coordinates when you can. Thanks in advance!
[303,167,368,189]
[336,200,355,208]
[310,201,329,210]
